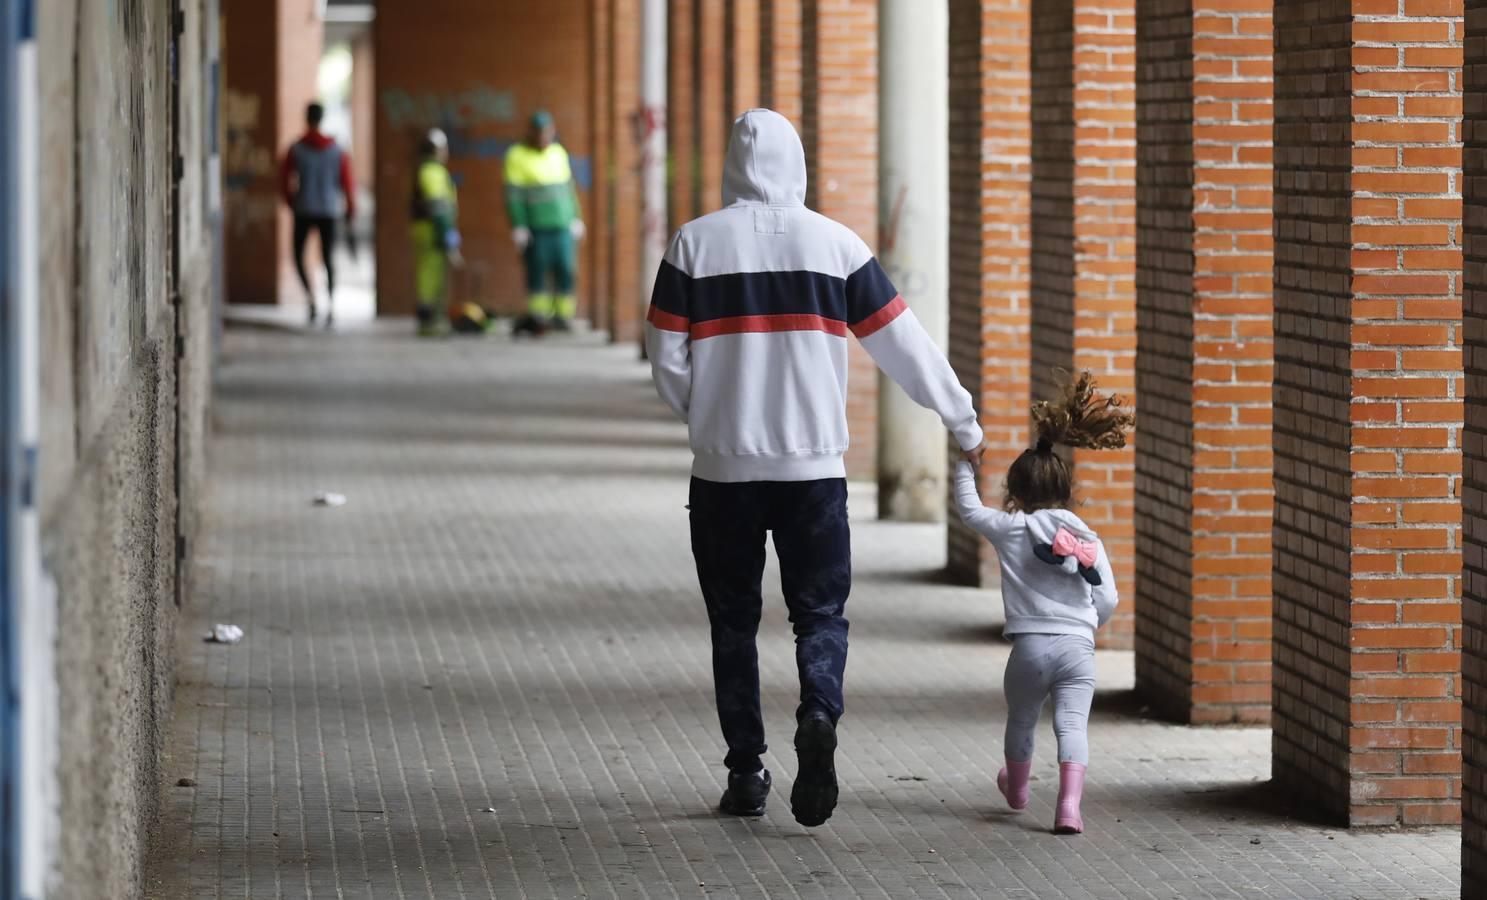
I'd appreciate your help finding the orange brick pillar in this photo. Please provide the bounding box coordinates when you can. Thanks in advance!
[609,0,645,343]
[1029,0,1137,645]
[1132,0,1274,723]
[802,0,879,480]
[761,0,804,124]
[222,0,323,306]
[669,0,697,227]
[946,0,1032,584]
[696,0,728,211]
[1461,0,1487,876]
[726,0,762,117]
[1273,0,1463,826]
[591,0,614,332]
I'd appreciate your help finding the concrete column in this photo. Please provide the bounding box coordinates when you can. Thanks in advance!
[876,0,949,521]
[640,0,668,318]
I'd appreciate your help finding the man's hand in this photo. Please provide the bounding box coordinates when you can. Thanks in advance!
[446,247,465,269]
[963,444,985,471]
[569,219,587,241]
[512,226,532,250]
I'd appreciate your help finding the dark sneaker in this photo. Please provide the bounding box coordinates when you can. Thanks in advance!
[550,317,573,333]
[719,768,771,817]
[791,711,839,827]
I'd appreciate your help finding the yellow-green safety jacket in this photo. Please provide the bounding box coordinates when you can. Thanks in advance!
[504,142,580,231]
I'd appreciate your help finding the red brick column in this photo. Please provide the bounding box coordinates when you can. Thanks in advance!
[761,0,804,124]
[1273,0,1463,826]
[696,0,728,211]
[609,0,645,342]
[946,0,1033,585]
[727,0,762,117]
[669,0,697,228]
[591,0,613,331]
[802,0,879,480]
[1030,0,1137,645]
[1133,0,1274,723]
[1460,0,1486,875]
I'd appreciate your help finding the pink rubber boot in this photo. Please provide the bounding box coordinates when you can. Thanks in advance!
[1054,762,1085,834]
[996,759,1032,811]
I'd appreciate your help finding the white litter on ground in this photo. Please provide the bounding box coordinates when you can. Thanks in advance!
[204,624,244,644]
[313,492,348,507]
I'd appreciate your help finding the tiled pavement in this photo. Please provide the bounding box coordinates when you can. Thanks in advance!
[145,324,1461,899]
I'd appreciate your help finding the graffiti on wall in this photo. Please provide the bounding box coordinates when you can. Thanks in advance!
[381,83,518,130]
[222,89,277,236]
[223,89,272,187]
[381,85,593,189]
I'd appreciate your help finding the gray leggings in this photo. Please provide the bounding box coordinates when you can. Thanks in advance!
[1003,633,1096,765]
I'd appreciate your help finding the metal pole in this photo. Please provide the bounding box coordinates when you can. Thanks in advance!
[639,0,668,340]
[877,0,949,522]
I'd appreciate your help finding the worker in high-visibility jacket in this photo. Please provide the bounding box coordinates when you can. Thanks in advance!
[411,128,461,336]
[505,110,585,334]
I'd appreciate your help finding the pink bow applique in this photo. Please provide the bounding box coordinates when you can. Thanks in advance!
[1050,527,1099,569]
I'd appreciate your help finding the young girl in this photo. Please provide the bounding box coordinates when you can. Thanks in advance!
[953,371,1134,834]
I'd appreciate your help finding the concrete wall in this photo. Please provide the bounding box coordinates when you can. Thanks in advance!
[34,0,218,893]
[374,0,595,318]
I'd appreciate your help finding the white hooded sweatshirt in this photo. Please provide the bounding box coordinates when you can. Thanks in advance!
[645,109,983,482]
[953,461,1118,640]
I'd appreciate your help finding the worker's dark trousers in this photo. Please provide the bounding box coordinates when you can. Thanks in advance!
[687,476,851,774]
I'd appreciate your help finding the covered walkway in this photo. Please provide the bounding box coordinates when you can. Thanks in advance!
[143,326,1458,898]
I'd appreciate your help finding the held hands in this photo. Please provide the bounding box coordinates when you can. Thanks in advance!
[512,226,532,250]
[569,219,587,241]
[963,443,985,471]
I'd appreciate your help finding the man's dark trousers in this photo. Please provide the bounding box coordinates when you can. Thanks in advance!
[688,476,851,773]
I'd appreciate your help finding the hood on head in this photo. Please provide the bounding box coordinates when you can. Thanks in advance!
[722,108,807,207]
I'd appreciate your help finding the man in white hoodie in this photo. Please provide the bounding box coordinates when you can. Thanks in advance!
[646,109,983,827]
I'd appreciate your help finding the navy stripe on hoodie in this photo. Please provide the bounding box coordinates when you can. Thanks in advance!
[649,259,901,334]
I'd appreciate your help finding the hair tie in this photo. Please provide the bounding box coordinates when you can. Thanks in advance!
[1035,437,1053,454]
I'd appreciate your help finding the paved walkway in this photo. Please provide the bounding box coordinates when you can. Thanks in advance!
[146,324,1460,899]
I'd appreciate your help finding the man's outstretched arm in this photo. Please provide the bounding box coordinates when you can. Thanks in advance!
[645,235,693,422]
[846,255,984,454]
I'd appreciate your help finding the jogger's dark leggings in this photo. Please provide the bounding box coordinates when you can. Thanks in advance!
[688,477,851,773]
[292,215,337,296]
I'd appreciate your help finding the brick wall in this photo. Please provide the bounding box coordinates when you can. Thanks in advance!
[697,0,728,212]
[946,0,1033,586]
[727,0,762,117]
[761,0,804,124]
[591,0,613,331]
[1465,0,1487,875]
[1031,0,1137,646]
[222,0,322,305]
[1274,0,1464,826]
[802,0,880,480]
[669,0,697,228]
[276,0,326,303]
[1133,0,1274,724]
[1347,0,1463,827]
[1134,0,1197,716]
[610,0,645,341]
[373,0,593,318]
[1272,0,1354,821]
